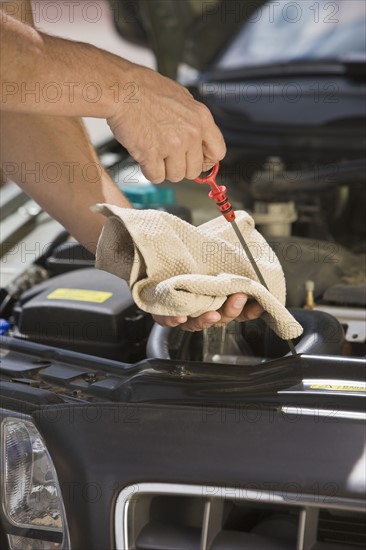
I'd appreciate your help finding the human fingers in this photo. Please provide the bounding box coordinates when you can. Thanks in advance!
[153,311,222,332]
[164,155,187,183]
[185,149,205,180]
[152,314,188,328]
[210,293,249,327]
[140,159,166,184]
[202,112,226,165]
[178,311,222,331]
[235,300,264,322]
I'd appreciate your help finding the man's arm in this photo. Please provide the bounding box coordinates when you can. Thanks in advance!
[0,4,226,183]
[0,110,131,253]
[1,0,131,254]
[0,108,263,328]
[0,0,261,330]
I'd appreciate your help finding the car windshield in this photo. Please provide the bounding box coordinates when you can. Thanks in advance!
[217,0,366,70]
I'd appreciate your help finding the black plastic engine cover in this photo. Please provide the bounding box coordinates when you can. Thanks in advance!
[14,268,152,361]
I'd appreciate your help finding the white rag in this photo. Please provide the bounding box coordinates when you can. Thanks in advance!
[94,204,303,340]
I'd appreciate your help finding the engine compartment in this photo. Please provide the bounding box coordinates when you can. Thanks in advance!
[1,3,365,549]
[0,98,365,550]
[1,141,365,370]
[1,213,365,362]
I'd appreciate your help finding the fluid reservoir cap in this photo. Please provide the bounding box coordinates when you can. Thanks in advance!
[117,161,176,208]
[120,183,175,209]
[0,319,10,335]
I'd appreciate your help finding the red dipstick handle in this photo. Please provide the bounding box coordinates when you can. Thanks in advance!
[195,163,297,356]
[194,163,236,222]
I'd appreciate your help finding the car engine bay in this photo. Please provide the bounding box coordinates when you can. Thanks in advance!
[1,146,365,549]
[1,0,365,548]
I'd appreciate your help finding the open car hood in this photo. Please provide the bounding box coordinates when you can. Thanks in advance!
[108,0,265,78]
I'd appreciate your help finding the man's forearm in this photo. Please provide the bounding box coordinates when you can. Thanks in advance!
[0,9,137,118]
[0,110,132,253]
[0,0,226,184]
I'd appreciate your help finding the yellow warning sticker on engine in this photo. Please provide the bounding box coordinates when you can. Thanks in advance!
[47,288,112,303]
[310,384,366,392]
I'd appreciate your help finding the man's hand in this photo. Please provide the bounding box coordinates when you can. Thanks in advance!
[152,294,264,331]
[1,7,225,184]
[107,66,226,183]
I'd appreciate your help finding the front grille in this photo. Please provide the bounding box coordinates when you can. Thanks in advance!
[317,509,366,547]
[115,483,365,550]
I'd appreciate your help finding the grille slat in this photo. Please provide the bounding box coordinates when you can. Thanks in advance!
[318,510,366,547]
[114,483,366,550]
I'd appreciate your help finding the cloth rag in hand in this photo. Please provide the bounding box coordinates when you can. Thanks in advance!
[94,204,303,340]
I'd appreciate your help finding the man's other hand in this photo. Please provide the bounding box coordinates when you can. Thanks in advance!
[152,293,264,331]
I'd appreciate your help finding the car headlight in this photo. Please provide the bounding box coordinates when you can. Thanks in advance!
[1,415,70,549]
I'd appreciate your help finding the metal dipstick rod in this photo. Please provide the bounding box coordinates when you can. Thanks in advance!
[194,163,297,356]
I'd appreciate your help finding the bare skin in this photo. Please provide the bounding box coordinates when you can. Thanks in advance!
[0,5,226,182]
[0,0,263,330]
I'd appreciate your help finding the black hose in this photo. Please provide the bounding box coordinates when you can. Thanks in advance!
[146,324,172,359]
